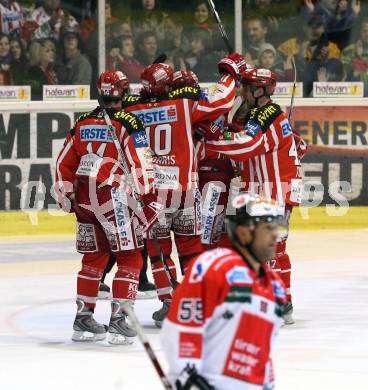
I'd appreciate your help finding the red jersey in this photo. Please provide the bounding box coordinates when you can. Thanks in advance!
[55,107,154,196]
[161,247,286,390]
[122,75,235,191]
[206,102,302,206]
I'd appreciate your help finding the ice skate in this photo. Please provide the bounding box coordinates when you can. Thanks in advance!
[136,280,157,300]
[152,299,171,328]
[98,282,112,300]
[108,299,137,345]
[72,299,107,342]
[283,301,295,325]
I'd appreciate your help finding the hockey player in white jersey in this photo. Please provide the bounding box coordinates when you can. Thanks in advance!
[161,193,287,389]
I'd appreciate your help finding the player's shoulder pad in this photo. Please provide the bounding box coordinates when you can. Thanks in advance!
[187,248,239,284]
[72,109,95,128]
[113,109,144,134]
[122,94,143,108]
[168,86,201,101]
[248,102,283,133]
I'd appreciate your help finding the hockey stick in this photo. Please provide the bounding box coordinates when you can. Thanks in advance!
[288,56,297,124]
[122,302,173,390]
[207,0,233,53]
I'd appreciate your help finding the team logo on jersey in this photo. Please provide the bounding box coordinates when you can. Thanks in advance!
[226,267,253,285]
[131,105,177,125]
[132,130,148,148]
[280,118,292,137]
[246,120,261,137]
[80,125,113,142]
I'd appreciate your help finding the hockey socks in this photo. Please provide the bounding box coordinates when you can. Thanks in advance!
[151,257,177,300]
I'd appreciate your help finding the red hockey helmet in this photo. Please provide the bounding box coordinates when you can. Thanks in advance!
[140,63,174,96]
[240,68,277,96]
[171,70,199,89]
[96,70,130,98]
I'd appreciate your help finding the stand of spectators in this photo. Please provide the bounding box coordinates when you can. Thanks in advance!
[342,17,368,95]
[26,38,59,99]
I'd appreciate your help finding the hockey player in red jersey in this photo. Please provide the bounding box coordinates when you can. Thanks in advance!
[171,70,235,251]
[206,68,303,324]
[55,70,161,344]
[161,193,286,390]
[122,54,248,327]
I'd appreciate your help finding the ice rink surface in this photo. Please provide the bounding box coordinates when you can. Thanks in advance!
[1,230,368,390]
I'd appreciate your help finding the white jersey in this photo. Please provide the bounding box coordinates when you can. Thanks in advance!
[161,247,286,390]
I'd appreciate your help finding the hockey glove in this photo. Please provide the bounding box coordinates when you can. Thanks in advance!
[175,366,214,390]
[293,133,308,160]
[218,53,248,81]
[136,193,165,234]
[195,121,223,141]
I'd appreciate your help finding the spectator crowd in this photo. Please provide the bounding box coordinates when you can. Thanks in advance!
[0,0,367,98]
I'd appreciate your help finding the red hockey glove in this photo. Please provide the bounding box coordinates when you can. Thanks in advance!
[195,121,223,141]
[56,192,76,213]
[136,193,165,234]
[218,53,248,80]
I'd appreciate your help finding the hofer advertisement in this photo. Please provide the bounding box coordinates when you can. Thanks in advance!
[0,105,367,210]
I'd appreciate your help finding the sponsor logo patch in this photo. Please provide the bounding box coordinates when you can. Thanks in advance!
[131,105,178,125]
[280,118,292,137]
[132,130,148,148]
[246,120,261,137]
[179,332,202,358]
[80,125,113,142]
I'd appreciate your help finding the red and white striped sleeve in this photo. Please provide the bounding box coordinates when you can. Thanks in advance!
[192,75,235,124]
[55,130,80,196]
[205,131,270,162]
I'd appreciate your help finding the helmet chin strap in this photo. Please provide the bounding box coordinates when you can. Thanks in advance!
[251,86,271,108]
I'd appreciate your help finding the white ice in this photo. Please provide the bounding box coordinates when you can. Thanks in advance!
[1,230,368,390]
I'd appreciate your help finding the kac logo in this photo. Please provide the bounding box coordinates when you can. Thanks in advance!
[133,131,148,148]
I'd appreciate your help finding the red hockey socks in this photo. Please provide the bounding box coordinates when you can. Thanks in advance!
[151,257,177,300]
[77,252,109,310]
[112,251,143,301]
[275,240,292,302]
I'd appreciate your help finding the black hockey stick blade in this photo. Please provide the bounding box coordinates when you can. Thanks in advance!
[153,54,167,64]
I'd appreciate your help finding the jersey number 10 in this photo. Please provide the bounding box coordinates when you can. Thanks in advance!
[146,124,172,155]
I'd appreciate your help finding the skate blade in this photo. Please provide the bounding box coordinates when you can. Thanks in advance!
[97,291,112,300]
[283,314,295,325]
[108,332,135,345]
[72,330,107,342]
[136,290,157,300]
[154,320,163,328]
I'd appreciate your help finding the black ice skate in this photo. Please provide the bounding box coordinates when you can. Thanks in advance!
[152,299,171,328]
[137,280,157,300]
[98,282,112,300]
[283,301,295,325]
[108,299,137,345]
[72,299,107,342]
